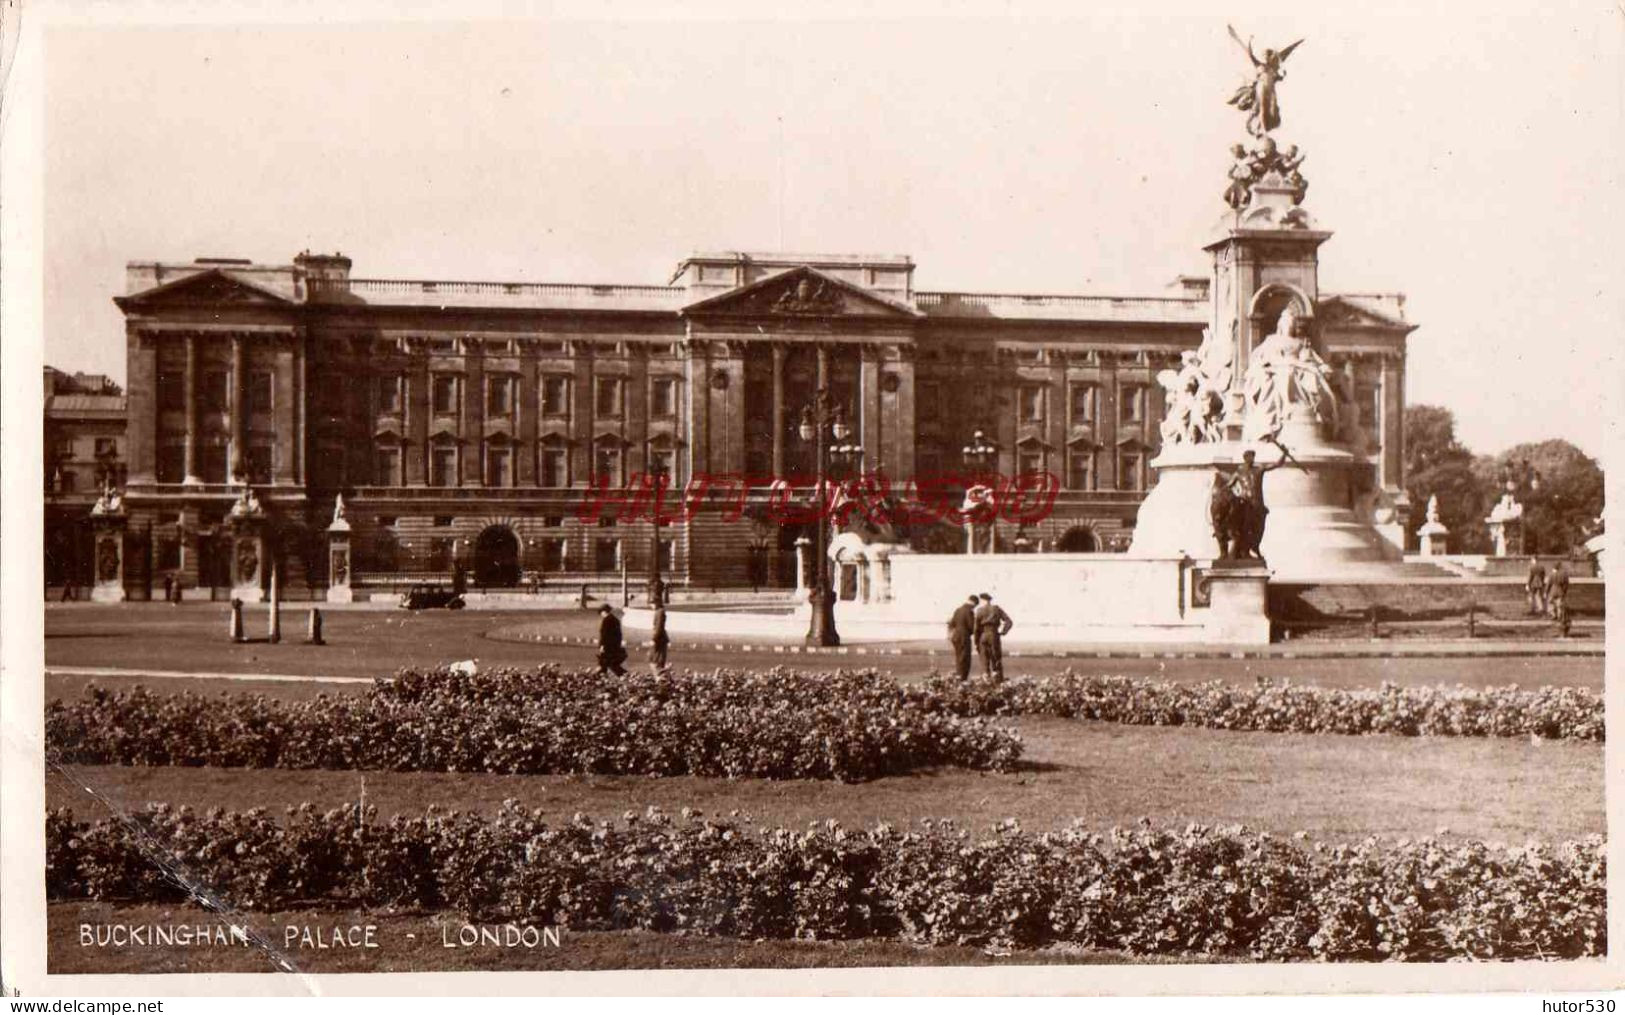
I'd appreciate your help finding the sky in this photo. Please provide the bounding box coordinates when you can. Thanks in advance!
[38,1,1624,463]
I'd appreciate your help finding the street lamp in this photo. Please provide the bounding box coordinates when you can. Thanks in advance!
[646,457,669,606]
[799,389,853,646]
[961,428,999,552]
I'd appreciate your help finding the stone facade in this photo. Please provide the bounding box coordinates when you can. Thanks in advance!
[105,250,1413,594]
[44,368,128,591]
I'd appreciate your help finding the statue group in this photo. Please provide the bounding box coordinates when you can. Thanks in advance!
[1208,445,1300,561]
[1221,28,1310,212]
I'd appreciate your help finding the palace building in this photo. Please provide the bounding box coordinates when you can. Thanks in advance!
[102,249,1414,597]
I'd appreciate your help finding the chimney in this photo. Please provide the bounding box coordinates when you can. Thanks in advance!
[294,251,353,293]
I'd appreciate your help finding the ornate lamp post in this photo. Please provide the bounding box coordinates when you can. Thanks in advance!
[961,428,998,553]
[799,390,852,646]
[1500,459,1542,554]
[646,457,669,606]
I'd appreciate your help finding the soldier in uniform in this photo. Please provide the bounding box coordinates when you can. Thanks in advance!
[1525,557,1547,616]
[973,593,1014,682]
[946,594,978,680]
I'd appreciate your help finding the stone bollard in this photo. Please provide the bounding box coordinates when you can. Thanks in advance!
[307,607,324,645]
[579,583,589,609]
[229,598,244,643]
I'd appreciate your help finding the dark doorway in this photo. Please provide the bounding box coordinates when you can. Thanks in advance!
[474,525,521,587]
[1057,525,1098,552]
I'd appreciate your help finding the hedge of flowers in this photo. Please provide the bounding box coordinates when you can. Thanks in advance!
[915,673,1604,742]
[44,667,1022,782]
[47,802,1605,962]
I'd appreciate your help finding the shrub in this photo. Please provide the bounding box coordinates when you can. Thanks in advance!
[45,667,1022,782]
[45,804,1605,962]
[911,673,1604,742]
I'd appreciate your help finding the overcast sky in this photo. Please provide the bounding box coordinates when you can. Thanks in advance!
[40,2,1623,462]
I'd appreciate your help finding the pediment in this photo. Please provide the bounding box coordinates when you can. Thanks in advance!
[117,269,295,309]
[681,266,923,320]
[1317,295,1408,329]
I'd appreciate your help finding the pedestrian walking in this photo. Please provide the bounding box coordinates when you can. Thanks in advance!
[1525,557,1546,615]
[1547,561,1570,629]
[947,594,977,680]
[163,573,175,605]
[596,603,628,676]
[1544,560,1566,619]
[972,592,1013,682]
[649,601,671,671]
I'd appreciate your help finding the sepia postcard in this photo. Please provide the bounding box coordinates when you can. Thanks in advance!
[2,0,1621,999]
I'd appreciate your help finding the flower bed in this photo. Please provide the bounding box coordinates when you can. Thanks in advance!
[44,667,1022,782]
[914,673,1604,742]
[47,803,1605,962]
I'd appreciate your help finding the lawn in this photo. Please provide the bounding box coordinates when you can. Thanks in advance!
[47,716,1601,845]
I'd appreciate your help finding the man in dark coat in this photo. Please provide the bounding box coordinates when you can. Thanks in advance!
[649,603,671,671]
[1546,561,1570,624]
[973,593,1014,682]
[596,604,628,676]
[1525,557,1547,615]
[947,594,978,680]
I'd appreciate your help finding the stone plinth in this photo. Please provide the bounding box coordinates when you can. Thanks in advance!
[89,515,128,603]
[327,519,353,604]
[1199,563,1272,643]
[230,519,267,604]
[1417,521,1449,556]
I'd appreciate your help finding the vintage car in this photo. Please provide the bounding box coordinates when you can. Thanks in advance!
[398,584,466,610]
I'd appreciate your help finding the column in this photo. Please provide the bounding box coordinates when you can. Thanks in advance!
[230,334,246,481]
[859,345,881,473]
[274,343,297,484]
[1099,351,1119,488]
[127,328,157,484]
[464,342,485,485]
[406,347,429,486]
[1381,351,1403,491]
[518,348,539,486]
[888,345,916,480]
[770,343,786,480]
[183,334,201,484]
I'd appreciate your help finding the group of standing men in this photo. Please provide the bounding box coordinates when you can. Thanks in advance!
[1525,557,1571,620]
[947,593,1014,681]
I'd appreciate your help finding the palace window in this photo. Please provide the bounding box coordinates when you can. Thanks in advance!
[595,377,624,418]
[1120,384,1146,425]
[199,443,229,483]
[1068,448,1097,490]
[658,539,676,571]
[486,445,513,487]
[1020,386,1045,422]
[157,538,181,572]
[244,443,274,485]
[487,375,517,417]
[245,371,273,416]
[202,370,230,412]
[431,444,458,487]
[594,538,621,572]
[1018,449,1044,477]
[540,442,568,487]
[1118,449,1144,491]
[157,443,185,483]
[428,537,454,572]
[650,377,679,418]
[593,441,623,486]
[431,374,459,415]
[648,447,677,483]
[157,371,185,411]
[917,381,941,420]
[540,538,567,572]
[94,437,118,458]
[542,375,571,417]
[374,446,401,486]
[377,374,403,413]
[1069,383,1098,424]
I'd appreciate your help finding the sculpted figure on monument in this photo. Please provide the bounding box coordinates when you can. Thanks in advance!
[1157,347,1227,446]
[1214,443,1299,560]
[1278,143,1308,204]
[1223,143,1256,209]
[1226,26,1303,138]
[1242,305,1339,441]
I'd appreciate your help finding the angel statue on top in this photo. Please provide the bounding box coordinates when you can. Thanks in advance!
[1226,26,1303,137]
[1242,304,1339,442]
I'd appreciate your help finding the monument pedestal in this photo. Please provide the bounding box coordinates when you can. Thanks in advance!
[1200,563,1272,643]
[89,515,128,603]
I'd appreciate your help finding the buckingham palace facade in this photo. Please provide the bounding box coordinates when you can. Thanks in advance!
[108,249,1413,595]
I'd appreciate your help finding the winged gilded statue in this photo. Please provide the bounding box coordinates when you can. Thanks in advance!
[1226,26,1303,137]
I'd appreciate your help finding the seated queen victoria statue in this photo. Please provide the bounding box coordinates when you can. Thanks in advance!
[1242,305,1338,442]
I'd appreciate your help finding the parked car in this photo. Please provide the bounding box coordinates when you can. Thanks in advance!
[399,584,466,610]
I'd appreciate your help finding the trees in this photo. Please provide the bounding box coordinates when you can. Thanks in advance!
[1402,405,1604,556]
[1403,406,1491,552]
